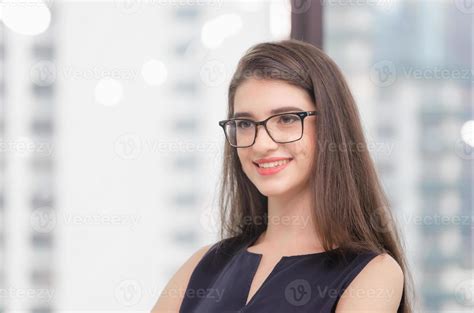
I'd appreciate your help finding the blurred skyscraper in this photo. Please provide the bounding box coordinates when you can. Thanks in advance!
[1,2,57,311]
[0,0,471,312]
[52,0,286,311]
[323,1,472,312]
[0,20,4,313]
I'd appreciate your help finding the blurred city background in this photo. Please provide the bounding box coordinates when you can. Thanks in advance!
[0,0,472,312]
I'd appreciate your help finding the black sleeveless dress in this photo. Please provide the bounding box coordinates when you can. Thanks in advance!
[179,235,380,313]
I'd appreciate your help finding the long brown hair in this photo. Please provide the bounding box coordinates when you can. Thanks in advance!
[217,39,414,312]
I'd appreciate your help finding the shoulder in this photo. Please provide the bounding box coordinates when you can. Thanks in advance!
[335,253,404,313]
[151,243,214,313]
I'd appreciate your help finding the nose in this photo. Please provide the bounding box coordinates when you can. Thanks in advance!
[253,124,278,149]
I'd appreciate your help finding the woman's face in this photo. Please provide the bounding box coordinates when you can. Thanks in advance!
[234,78,317,197]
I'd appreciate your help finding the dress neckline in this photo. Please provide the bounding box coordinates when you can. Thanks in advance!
[243,233,341,259]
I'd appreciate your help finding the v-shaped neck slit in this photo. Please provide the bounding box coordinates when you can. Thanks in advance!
[243,254,285,309]
[179,235,381,313]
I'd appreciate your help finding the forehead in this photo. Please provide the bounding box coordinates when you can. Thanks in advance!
[233,79,314,119]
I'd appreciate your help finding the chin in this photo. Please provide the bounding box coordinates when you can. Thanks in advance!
[255,182,293,197]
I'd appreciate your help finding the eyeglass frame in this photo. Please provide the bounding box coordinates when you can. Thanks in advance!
[218,111,318,148]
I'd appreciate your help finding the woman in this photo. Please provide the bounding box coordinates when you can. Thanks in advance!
[152,39,414,313]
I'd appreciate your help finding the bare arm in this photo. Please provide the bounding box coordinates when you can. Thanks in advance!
[335,253,404,313]
[150,244,213,313]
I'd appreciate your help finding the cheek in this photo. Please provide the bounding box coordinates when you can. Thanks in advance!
[294,142,313,161]
[237,150,251,171]
[294,129,316,160]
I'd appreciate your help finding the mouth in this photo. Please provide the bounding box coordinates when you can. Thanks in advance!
[252,158,293,176]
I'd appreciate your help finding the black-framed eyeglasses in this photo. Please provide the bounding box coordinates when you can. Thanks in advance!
[218,111,317,148]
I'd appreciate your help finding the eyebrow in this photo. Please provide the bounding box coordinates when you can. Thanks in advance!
[232,106,304,119]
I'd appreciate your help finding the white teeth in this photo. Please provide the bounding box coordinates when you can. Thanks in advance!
[258,159,290,168]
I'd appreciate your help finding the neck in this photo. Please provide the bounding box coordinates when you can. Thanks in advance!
[259,186,323,253]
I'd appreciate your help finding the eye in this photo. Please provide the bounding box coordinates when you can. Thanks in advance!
[279,114,299,124]
[236,120,253,129]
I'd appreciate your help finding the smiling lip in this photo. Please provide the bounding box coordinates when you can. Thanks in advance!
[253,157,292,176]
[253,157,293,164]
